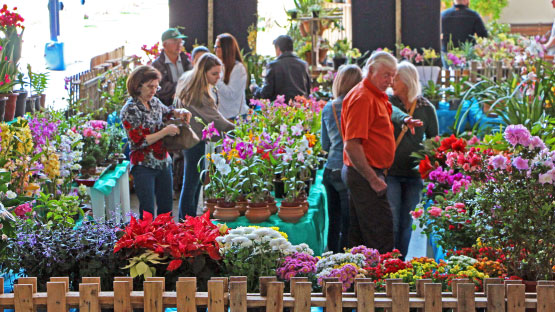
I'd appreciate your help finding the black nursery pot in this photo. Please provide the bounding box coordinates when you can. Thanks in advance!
[449,98,462,111]
[273,180,285,199]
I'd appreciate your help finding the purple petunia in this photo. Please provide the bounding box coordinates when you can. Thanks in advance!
[504,125,531,147]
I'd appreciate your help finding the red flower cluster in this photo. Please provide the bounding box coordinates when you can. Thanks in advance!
[364,249,409,280]
[114,211,227,272]
[438,135,467,153]
[0,5,24,29]
[419,155,433,179]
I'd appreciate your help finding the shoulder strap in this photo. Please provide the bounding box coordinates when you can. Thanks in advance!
[331,101,343,140]
[394,99,417,148]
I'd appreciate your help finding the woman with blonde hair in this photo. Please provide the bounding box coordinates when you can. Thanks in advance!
[175,53,235,220]
[388,61,438,260]
[320,64,363,253]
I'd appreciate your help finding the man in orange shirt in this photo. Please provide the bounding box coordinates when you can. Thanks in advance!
[341,51,421,253]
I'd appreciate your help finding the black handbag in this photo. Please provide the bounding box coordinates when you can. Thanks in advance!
[162,119,200,151]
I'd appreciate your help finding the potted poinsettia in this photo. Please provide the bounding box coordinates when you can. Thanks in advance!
[114,211,228,291]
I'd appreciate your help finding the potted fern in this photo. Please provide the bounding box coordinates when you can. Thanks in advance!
[28,65,49,110]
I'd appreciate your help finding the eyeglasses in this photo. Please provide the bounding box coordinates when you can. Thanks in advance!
[214,45,221,50]
[142,84,161,91]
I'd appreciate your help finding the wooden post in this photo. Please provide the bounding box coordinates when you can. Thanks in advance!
[456,283,475,312]
[495,60,503,82]
[211,277,229,292]
[14,284,34,312]
[290,276,309,297]
[391,283,409,312]
[266,282,284,312]
[356,282,375,312]
[321,277,339,297]
[444,68,451,87]
[293,282,312,312]
[207,0,214,49]
[537,285,555,312]
[176,279,197,312]
[79,283,101,312]
[325,282,342,312]
[483,278,503,297]
[386,279,403,297]
[423,283,442,312]
[259,276,277,296]
[415,279,432,297]
[145,277,166,292]
[50,277,70,292]
[395,0,402,56]
[506,284,525,312]
[486,284,505,312]
[17,277,37,294]
[229,281,247,312]
[113,280,132,312]
[354,278,373,296]
[470,61,478,83]
[207,280,224,312]
[47,282,68,312]
[229,276,248,283]
[144,281,164,312]
[82,277,101,290]
[114,277,134,291]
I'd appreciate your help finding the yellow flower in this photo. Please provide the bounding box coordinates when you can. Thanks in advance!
[423,48,438,60]
[218,223,229,235]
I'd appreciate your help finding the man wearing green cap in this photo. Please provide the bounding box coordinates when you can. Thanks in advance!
[152,28,192,106]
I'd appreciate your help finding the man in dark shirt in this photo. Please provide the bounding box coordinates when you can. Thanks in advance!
[251,35,311,102]
[152,28,192,106]
[441,0,488,52]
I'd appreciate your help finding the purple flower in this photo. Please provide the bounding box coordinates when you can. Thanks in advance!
[528,136,546,150]
[202,122,220,140]
[275,95,286,105]
[504,124,531,146]
[512,156,529,170]
[489,154,508,170]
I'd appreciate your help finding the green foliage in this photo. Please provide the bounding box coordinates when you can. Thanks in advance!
[422,80,443,102]
[27,64,49,94]
[32,192,84,229]
[221,240,282,292]
[330,38,350,59]
[98,74,128,119]
[441,0,509,20]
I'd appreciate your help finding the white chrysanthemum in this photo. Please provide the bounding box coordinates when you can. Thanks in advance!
[229,228,245,235]
[241,240,253,248]
[231,236,249,244]
[246,233,258,240]
[5,191,16,199]
[253,228,270,236]
[241,227,255,234]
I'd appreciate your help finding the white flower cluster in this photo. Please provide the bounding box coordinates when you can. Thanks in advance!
[446,255,477,269]
[315,251,366,274]
[216,226,314,256]
[58,130,84,178]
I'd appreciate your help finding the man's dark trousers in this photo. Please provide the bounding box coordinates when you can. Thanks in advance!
[342,165,394,254]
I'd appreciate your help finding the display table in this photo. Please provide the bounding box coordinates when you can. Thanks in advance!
[214,169,328,256]
[88,161,131,222]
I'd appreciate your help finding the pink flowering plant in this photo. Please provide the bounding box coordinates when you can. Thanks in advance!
[473,125,555,280]
[276,252,318,283]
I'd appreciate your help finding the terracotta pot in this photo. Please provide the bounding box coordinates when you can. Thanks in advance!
[0,95,7,122]
[213,202,240,222]
[278,202,304,223]
[14,91,27,118]
[301,200,309,214]
[245,202,271,223]
[266,197,278,214]
[204,198,219,218]
[318,48,328,64]
[237,200,248,216]
[299,21,311,37]
[2,93,17,122]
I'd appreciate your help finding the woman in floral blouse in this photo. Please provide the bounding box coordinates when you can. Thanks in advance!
[175,53,235,219]
[120,65,191,219]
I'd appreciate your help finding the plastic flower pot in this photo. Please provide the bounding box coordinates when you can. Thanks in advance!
[2,93,17,122]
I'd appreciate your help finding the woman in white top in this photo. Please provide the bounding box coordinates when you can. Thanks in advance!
[214,33,249,120]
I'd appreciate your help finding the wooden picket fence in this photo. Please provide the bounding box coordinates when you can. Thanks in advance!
[0,276,554,311]
[65,46,133,116]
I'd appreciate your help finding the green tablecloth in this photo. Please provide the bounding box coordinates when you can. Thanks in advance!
[215,169,328,256]
[93,161,130,196]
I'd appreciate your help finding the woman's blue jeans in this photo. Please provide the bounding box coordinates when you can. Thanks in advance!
[131,164,173,219]
[323,167,350,253]
[386,175,423,260]
[178,141,206,220]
